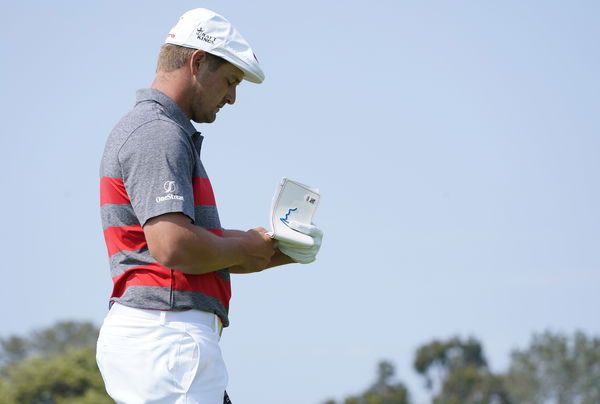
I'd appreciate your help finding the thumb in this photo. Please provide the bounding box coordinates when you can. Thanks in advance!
[287,221,322,237]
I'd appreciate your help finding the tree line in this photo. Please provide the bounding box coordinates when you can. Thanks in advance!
[0,321,111,404]
[323,332,600,404]
[0,321,598,403]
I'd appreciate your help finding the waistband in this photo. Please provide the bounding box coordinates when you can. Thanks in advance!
[109,303,223,336]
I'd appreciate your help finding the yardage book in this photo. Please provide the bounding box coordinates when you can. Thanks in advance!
[267,178,320,247]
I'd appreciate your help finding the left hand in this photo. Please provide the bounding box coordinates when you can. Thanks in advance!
[278,221,323,264]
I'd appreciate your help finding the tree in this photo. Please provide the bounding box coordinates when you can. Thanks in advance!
[323,360,410,404]
[505,330,600,404]
[28,321,99,358]
[414,336,510,404]
[322,331,600,404]
[0,321,112,404]
[0,346,113,404]
[0,336,28,369]
[0,321,99,369]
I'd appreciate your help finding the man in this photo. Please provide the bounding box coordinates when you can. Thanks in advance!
[97,8,322,404]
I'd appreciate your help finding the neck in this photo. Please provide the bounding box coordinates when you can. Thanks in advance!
[151,71,192,119]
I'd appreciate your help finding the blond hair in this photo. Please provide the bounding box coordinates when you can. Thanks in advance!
[156,44,227,73]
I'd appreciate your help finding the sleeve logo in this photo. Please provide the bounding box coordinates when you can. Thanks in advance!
[156,181,184,203]
[164,181,177,193]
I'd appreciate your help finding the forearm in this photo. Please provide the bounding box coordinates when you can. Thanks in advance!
[229,248,294,273]
[145,215,245,275]
[222,229,247,238]
[224,228,293,273]
[173,226,246,274]
[266,249,295,268]
[145,214,276,275]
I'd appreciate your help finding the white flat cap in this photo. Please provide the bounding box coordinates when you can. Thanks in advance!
[165,8,265,83]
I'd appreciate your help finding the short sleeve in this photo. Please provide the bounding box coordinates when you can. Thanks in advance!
[119,120,196,226]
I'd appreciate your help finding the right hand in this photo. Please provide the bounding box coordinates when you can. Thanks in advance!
[278,221,323,264]
[235,227,277,273]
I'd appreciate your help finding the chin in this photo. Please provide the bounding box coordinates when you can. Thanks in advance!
[192,113,217,124]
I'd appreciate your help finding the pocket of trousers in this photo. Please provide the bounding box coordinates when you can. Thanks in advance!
[97,325,200,401]
[168,330,200,393]
[176,323,229,397]
[96,332,175,402]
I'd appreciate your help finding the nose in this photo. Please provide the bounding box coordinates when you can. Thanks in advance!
[224,86,236,105]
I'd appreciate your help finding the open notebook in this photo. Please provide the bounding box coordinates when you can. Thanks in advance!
[267,178,320,247]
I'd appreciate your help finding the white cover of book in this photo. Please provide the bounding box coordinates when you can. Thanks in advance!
[268,178,320,247]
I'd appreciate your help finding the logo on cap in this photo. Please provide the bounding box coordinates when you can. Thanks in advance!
[196,27,216,44]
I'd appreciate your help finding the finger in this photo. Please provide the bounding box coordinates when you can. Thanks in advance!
[278,240,313,251]
[287,221,322,237]
[278,245,316,264]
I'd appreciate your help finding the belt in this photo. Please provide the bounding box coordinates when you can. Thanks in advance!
[110,303,223,336]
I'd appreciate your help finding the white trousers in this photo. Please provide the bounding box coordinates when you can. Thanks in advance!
[96,303,228,404]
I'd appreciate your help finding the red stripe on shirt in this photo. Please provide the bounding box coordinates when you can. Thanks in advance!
[193,177,216,205]
[208,228,224,237]
[110,263,169,297]
[100,177,130,206]
[173,271,231,308]
[111,264,231,308]
[103,225,147,257]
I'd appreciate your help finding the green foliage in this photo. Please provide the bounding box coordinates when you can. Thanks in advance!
[0,336,28,368]
[414,337,487,391]
[0,321,111,404]
[3,323,600,404]
[0,346,112,404]
[324,361,410,404]
[324,331,600,404]
[0,321,99,370]
[505,330,600,404]
[29,321,99,357]
[434,367,510,404]
[414,336,510,404]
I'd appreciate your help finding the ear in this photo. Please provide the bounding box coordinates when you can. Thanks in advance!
[189,49,207,75]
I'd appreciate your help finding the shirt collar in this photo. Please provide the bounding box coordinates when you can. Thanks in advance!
[135,88,199,137]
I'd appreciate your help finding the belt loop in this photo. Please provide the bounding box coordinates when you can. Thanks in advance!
[216,316,223,339]
[159,310,167,325]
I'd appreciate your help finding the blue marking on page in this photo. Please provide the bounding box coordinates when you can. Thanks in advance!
[280,207,298,227]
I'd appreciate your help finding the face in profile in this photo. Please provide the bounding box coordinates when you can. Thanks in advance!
[190,55,244,124]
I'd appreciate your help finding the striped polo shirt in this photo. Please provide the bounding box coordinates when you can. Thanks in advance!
[100,88,231,326]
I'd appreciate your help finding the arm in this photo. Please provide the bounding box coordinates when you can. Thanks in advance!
[144,213,276,275]
[229,249,294,273]
[223,229,294,273]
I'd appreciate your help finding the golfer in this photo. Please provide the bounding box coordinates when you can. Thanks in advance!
[96,8,323,404]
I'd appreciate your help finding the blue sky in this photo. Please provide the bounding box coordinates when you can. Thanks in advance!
[1,1,599,403]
